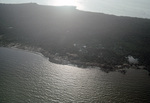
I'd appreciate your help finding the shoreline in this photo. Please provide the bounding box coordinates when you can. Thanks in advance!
[0,3,150,20]
[0,43,148,74]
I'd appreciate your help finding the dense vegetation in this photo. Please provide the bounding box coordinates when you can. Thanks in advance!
[0,3,150,71]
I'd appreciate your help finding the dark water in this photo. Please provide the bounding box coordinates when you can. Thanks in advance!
[0,47,150,103]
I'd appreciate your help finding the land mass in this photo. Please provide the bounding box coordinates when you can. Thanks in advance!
[0,3,150,73]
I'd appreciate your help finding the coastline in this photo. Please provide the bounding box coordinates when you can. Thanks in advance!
[0,2,150,20]
[0,43,148,74]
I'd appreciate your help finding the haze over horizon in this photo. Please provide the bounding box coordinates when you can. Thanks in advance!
[0,0,150,19]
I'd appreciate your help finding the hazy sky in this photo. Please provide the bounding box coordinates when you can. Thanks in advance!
[0,0,150,18]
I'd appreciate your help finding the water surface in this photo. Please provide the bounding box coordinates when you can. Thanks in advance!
[0,47,150,102]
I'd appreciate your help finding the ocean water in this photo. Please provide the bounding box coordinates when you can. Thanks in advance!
[0,0,150,19]
[0,47,150,102]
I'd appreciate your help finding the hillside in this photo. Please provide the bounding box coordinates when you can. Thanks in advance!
[0,3,150,72]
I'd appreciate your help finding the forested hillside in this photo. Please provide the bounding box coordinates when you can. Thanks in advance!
[0,3,150,71]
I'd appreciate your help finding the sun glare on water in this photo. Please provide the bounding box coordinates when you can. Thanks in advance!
[52,0,76,6]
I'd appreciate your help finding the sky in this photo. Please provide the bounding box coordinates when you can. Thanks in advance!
[0,0,150,19]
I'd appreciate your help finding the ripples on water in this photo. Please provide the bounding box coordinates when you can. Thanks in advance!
[0,47,150,102]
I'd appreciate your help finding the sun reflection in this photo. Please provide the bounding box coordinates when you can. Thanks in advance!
[46,0,84,10]
[52,0,76,6]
